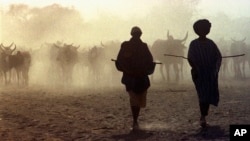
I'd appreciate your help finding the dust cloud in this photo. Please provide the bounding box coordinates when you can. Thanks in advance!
[0,0,250,89]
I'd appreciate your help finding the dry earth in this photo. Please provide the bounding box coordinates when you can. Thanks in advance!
[0,79,249,141]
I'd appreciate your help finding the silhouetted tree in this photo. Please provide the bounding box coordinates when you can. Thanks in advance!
[2,4,85,46]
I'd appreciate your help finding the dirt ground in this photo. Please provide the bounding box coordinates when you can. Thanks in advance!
[0,79,249,141]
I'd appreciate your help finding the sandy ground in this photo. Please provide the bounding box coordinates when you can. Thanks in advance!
[0,79,249,141]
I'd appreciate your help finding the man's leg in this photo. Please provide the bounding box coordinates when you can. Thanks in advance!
[128,91,147,130]
[131,106,140,128]
[199,102,209,127]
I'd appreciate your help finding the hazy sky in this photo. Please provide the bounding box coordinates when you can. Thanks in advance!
[1,0,164,21]
[1,0,250,21]
[1,0,250,46]
[198,0,250,18]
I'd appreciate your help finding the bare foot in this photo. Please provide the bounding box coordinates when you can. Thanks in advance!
[200,116,207,128]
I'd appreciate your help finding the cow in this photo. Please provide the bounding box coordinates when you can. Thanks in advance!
[87,46,106,83]
[101,41,121,86]
[30,41,64,86]
[0,43,16,84]
[151,31,188,82]
[217,38,232,79]
[0,43,31,85]
[76,41,121,87]
[8,51,31,85]
[53,43,79,85]
[230,38,248,79]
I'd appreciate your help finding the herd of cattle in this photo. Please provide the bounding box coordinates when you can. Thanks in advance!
[0,43,31,85]
[1,33,250,87]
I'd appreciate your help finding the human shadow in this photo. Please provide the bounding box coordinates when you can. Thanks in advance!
[189,125,229,140]
[111,129,154,141]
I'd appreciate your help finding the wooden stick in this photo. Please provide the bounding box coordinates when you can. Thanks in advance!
[222,54,245,58]
[164,54,188,59]
[164,54,245,59]
[154,62,162,64]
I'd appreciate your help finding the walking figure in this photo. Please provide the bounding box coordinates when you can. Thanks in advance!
[187,19,222,128]
[115,26,154,130]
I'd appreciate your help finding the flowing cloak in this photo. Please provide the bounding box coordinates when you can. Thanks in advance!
[115,37,154,94]
[188,38,222,106]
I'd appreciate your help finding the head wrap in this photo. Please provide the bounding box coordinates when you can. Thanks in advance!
[130,26,142,36]
[193,19,211,36]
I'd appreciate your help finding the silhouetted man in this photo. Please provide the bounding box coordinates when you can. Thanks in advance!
[188,19,222,128]
[115,26,154,130]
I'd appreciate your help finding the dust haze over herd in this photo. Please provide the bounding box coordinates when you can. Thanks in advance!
[0,0,250,88]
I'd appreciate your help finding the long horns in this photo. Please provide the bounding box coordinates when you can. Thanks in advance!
[0,42,16,53]
[0,42,14,48]
[167,30,170,39]
[180,32,188,42]
[167,31,188,42]
[62,43,80,49]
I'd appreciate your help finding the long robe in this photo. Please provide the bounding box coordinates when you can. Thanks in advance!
[188,38,222,106]
[116,37,153,94]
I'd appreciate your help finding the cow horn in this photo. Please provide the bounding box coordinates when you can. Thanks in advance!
[101,41,106,47]
[53,43,60,48]
[0,44,4,51]
[0,42,14,50]
[7,42,14,48]
[0,43,7,49]
[167,30,170,39]
[11,44,16,53]
[180,32,188,42]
